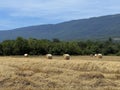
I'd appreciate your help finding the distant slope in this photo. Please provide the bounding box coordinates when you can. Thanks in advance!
[0,14,120,41]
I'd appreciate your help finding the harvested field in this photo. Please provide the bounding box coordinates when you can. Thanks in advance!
[0,56,120,90]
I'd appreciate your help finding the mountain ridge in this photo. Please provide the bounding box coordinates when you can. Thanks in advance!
[0,14,120,41]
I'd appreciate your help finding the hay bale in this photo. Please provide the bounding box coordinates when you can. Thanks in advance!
[94,54,98,57]
[63,54,70,60]
[46,54,52,59]
[24,54,28,57]
[90,54,94,57]
[98,54,102,59]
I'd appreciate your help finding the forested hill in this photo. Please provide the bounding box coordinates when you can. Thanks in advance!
[0,14,120,41]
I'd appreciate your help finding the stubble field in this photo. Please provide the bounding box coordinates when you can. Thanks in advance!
[0,56,120,90]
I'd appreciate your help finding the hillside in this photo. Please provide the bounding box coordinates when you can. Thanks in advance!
[1,14,120,41]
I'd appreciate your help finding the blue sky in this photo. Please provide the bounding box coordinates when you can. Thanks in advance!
[0,0,120,30]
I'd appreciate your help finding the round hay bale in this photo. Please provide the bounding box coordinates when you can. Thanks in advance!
[98,54,102,59]
[94,54,98,57]
[24,53,28,57]
[63,54,70,60]
[46,54,52,59]
[90,54,94,57]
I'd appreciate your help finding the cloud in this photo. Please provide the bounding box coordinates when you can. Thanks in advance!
[0,0,120,29]
[0,0,89,18]
[0,0,120,17]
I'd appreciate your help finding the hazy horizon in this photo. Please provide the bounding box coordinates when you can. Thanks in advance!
[0,0,120,30]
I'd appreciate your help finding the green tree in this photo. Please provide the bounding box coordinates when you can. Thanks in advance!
[0,44,2,55]
[52,38,61,43]
[2,40,14,55]
[13,37,29,55]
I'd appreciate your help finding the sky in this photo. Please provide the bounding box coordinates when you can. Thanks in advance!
[0,0,120,30]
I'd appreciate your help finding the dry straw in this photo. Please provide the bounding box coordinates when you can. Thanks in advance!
[46,54,52,59]
[63,54,70,60]
[24,53,28,57]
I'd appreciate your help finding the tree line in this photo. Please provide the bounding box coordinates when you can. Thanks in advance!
[0,37,120,56]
